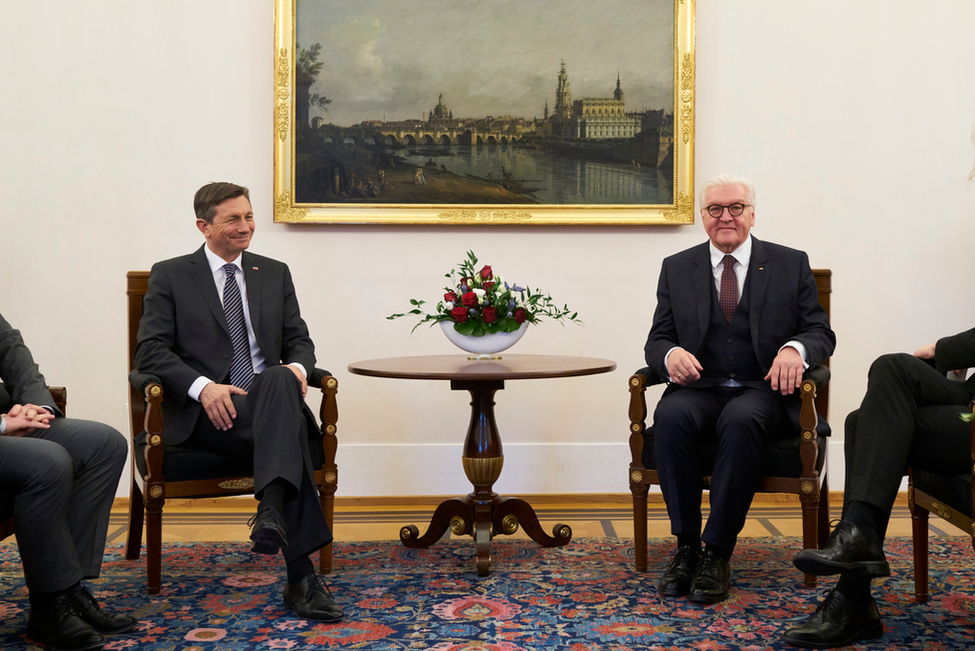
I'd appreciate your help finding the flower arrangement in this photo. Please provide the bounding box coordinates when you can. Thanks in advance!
[388,251,581,336]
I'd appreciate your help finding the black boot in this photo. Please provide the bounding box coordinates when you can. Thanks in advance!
[658,544,701,597]
[793,521,889,577]
[26,593,105,651]
[781,587,883,648]
[66,584,138,634]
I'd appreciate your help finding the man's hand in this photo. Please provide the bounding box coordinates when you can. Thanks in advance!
[1,403,53,436]
[200,382,247,431]
[913,343,936,359]
[765,346,804,395]
[285,364,308,398]
[667,348,703,386]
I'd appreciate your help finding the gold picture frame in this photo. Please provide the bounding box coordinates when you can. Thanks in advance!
[273,0,695,225]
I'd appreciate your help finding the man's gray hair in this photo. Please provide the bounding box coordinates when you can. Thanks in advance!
[699,174,756,209]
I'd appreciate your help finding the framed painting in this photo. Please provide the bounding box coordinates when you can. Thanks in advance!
[273,0,695,225]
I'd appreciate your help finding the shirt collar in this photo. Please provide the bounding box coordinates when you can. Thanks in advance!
[204,245,242,274]
[709,235,752,270]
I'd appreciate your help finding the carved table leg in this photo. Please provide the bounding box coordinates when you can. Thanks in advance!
[456,379,504,575]
[400,497,473,548]
[494,497,572,547]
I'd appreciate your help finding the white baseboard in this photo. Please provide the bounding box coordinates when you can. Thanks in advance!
[335,442,632,497]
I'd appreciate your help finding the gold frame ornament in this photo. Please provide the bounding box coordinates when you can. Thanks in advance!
[273,0,695,225]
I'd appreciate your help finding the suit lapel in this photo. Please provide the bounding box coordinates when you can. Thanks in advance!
[242,252,262,336]
[747,237,770,355]
[691,243,712,349]
[189,245,231,336]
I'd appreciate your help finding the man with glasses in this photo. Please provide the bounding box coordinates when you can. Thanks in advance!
[644,174,835,603]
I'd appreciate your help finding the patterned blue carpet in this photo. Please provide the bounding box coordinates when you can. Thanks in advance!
[1,537,973,649]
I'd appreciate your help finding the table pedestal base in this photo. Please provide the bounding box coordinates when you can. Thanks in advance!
[397,378,573,575]
[399,493,572,576]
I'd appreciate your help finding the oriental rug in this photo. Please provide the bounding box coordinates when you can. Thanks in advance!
[1,537,972,650]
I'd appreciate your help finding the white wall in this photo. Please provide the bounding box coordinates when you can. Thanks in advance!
[1,1,973,498]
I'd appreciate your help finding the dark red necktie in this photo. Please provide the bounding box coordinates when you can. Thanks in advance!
[719,254,738,323]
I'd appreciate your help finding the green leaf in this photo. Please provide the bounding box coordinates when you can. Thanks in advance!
[454,320,477,336]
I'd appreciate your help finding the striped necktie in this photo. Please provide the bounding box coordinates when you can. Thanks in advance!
[719,254,738,323]
[222,263,254,390]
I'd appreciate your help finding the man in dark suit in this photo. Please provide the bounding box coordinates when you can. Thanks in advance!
[645,174,835,603]
[134,182,342,622]
[783,330,975,647]
[0,314,136,650]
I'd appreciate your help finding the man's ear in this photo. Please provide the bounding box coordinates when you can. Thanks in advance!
[196,219,210,236]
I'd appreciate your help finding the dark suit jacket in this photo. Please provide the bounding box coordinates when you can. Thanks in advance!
[644,237,835,418]
[0,314,63,418]
[134,245,316,445]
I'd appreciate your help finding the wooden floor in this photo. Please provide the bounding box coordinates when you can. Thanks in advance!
[104,493,967,547]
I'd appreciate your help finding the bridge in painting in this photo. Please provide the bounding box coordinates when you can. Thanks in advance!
[314,123,523,148]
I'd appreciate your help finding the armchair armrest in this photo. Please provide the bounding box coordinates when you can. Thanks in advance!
[309,367,333,390]
[129,370,162,393]
[803,364,830,388]
[627,367,661,466]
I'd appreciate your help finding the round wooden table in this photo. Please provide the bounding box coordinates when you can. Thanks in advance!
[347,354,616,575]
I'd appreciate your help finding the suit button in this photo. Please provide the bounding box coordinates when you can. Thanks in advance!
[727,338,734,343]
[728,355,735,360]
[730,372,737,378]
[223,353,231,359]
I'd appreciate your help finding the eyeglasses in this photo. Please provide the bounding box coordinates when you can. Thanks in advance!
[704,203,751,218]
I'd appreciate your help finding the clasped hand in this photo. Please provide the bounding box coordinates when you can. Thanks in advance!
[667,346,804,395]
[1,403,54,436]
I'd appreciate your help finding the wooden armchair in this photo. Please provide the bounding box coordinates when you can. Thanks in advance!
[123,271,339,594]
[907,403,975,603]
[628,269,833,588]
[0,387,69,541]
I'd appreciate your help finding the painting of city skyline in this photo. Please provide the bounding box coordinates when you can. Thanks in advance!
[273,0,696,225]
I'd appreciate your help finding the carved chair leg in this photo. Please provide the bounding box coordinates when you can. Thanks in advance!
[632,483,649,572]
[800,493,819,588]
[125,478,145,560]
[910,503,930,604]
[318,490,334,574]
[145,492,164,595]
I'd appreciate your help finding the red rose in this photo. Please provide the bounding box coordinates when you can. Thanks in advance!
[483,281,494,291]
[461,291,478,307]
[513,307,527,324]
[479,265,493,280]
[482,306,497,323]
[451,306,469,323]
[444,291,457,303]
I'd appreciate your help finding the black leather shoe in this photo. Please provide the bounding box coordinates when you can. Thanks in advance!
[66,585,138,635]
[688,549,731,603]
[781,587,883,648]
[26,594,105,651]
[283,574,344,621]
[793,521,890,577]
[249,505,288,555]
[658,545,701,597]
